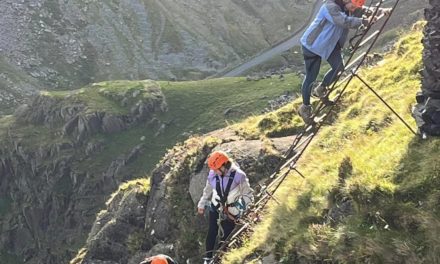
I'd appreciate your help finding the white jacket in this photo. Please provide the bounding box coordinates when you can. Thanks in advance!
[197,164,253,216]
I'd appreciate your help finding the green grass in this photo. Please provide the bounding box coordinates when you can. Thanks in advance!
[106,178,150,207]
[222,23,440,264]
[160,75,301,133]
[82,75,301,174]
[2,74,302,179]
[43,80,163,115]
[0,115,65,148]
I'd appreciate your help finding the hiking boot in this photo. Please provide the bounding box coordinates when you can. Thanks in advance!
[298,104,314,125]
[320,96,336,106]
[312,83,328,98]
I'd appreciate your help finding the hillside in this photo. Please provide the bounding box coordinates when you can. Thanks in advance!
[1,9,438,263]
[245,0,428,76]
[0,0,315,115]
[0,72,300,263]
[224,24,440,263]
[64,23,440,264]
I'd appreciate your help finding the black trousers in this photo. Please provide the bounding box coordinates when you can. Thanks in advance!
[205,208,235,259]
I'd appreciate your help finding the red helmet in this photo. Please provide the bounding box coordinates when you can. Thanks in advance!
[207,151,230,170]
[351,0,365,8]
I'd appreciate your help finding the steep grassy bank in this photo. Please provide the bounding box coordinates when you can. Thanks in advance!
[223,23,440,263]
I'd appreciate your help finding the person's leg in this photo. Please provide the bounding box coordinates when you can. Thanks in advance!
[322,47,344,87]
[301,46,322,106]
[205,209,219,259]
[220,219,236,243]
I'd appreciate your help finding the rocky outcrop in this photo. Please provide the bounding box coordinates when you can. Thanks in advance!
[422,0,440,93]
[82,181,149,264]
[413,1,440,136]
[0,80,166,264]
[0,81,166,264]
[73,128,294,264]
[14,80,168,143]
[188,137,293,206]
[15,95,85,126]
[0,138,150,264]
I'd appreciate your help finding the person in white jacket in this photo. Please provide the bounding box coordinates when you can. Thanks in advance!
[197,151,253,264]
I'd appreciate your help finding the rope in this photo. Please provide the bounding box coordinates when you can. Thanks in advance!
[217,213,225,240]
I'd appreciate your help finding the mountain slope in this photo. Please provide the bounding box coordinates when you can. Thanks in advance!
[66,22,440,264]
[224,23,440,263]
[0,0,314,115]
[0,73,300,264]
[1,18,437,264]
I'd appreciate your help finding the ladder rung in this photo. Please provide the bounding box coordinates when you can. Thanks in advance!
[345,51,367,71]
[359,30,380,48]
[337,73,354,85]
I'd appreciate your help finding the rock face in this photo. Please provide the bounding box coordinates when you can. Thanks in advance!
[0,139,151,264]
[18,80,168,143]
[73,129,294,264]
[0,0,315,114]
[413,1,440,136]
[82,181,149,264]
[422,0,440,93]
[0,81,167,264]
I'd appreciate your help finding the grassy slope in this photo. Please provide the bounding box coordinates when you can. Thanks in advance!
[1,75,302,177]
[223,24,440,263]
[105,75,302,176]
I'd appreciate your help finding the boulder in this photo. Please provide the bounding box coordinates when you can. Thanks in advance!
[189,136,293,206]
[14,104,30,118]
[102,115,126,133]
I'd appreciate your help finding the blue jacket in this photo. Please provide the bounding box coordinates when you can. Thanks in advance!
[300,0,363,60]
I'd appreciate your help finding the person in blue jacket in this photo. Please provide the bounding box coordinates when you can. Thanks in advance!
[297,0,390,124]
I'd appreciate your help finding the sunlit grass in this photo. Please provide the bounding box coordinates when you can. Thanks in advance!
[223,23,440,263]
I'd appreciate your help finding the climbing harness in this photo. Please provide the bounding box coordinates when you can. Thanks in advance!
[213,171,237,238]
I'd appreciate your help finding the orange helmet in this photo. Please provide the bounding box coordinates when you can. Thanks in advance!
[207,151,230,170]
[151,256,168,264]
[351,0,365,8]
[140,255,168,264]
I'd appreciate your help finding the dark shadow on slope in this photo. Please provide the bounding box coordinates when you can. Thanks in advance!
[393,137,440,209]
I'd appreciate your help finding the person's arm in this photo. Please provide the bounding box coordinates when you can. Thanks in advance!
[197,179,212,214]
[237,172,254,206]
[324,4,364,29]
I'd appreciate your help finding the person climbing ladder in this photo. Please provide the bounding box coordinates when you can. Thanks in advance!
[297,0,391,124]
[197,151,254,264]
